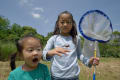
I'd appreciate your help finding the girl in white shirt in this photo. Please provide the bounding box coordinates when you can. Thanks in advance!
[43,11,99,80]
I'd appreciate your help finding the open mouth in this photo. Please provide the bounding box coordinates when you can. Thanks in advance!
[32,58,38,63]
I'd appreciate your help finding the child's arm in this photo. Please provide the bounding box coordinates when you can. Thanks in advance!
[42,36,69,61]
[47,47,70,57]
[42,36,55,61]
[76,36,99,67]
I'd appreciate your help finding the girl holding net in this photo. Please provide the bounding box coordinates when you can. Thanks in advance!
[43,11,99,80]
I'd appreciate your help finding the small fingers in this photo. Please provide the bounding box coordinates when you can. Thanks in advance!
[93,58,100,65]
[56,47,70,54]
[55,52,62,56]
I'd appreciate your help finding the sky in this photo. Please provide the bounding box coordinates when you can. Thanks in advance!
[0,0,120,36]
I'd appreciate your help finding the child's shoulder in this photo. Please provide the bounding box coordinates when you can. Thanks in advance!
[9,66,22,75]
[50,35,58,39]
[48,35,58,41]
[38,63,48,69]
[12,66,21,72]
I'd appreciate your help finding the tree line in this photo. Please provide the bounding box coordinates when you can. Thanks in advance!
[0,16,120,61]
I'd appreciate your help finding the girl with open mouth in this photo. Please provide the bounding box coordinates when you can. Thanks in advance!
[8,35,51,80]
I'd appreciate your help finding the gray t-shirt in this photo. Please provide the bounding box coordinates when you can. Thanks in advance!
[43,35,90,78]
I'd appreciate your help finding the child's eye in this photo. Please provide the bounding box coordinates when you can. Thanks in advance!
[60,21,72,25]
[67,21,72,24]
[60,22,64,24]
[36,48,42,51]
[27,49,33,52]
[37,48,41,51]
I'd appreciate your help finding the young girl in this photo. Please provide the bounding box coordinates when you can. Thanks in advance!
[8,35,51,80]
[42,11,99,80]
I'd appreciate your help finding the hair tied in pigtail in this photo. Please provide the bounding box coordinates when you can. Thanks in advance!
[10,53,17,71]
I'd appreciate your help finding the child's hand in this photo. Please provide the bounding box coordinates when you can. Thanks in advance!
[47,47,70,57]
[89,57,100,66]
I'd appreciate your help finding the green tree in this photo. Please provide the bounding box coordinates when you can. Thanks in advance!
[11,24,23,35]
[0,16,10,40]
[43,32,53,47]
[0,16,10,30]
[99,31,120,57]
[35,34,45,47]
[22,26,37,36]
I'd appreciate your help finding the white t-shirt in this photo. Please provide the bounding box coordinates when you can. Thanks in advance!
[43,35,91,78]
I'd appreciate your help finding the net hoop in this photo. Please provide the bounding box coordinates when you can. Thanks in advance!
[79,10,113,43]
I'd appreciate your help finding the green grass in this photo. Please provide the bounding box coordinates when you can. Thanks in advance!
[0,58,120,80]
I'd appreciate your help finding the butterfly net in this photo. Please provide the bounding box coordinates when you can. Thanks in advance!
[79,11,112,58]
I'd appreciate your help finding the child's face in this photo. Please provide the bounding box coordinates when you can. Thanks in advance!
[58,13,72,35]
[22,38,42,69]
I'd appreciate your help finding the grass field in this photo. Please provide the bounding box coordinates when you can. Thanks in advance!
[0,58,120,80]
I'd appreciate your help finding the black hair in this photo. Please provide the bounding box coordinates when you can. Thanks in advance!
[53,11,78,45]
[10,35,42,71]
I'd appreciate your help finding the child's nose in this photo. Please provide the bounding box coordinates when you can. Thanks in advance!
[32,51,38,56]
[63,22,67,26]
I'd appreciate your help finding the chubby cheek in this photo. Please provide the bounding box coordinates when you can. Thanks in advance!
[38,53,42,61]
[68,26,72,30]
[22,53,31,61]
[23,55,31,62]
